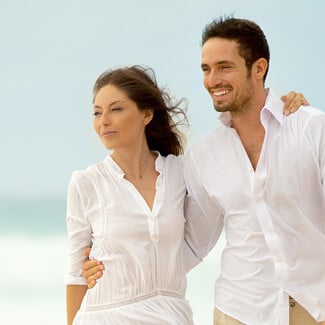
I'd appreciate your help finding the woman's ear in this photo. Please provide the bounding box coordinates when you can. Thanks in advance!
[144,109,154,125]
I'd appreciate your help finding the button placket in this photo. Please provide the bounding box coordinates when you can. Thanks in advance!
[148,214,159,243]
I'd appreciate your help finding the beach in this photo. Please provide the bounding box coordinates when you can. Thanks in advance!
[0,197,222,325]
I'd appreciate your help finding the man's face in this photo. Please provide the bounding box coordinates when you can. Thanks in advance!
[201,37,254,116]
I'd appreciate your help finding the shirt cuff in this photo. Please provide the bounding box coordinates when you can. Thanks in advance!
[64,275,87,286]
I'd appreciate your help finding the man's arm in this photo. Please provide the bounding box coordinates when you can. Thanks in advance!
[183,150,224,262]
[82,247,105,289]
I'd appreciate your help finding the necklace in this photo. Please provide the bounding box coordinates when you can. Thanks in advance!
[124,155,152,179]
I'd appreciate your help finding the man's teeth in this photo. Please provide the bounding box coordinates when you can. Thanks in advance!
[213,90,230,96]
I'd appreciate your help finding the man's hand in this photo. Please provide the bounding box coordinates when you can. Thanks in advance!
[82,247,105,289]
[281,91,309,116]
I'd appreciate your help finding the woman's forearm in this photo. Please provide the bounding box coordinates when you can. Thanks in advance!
[66,285,87,325]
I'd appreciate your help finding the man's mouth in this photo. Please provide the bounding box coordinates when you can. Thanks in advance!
[213,88,231,97]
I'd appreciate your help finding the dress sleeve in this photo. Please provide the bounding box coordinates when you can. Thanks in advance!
[183,149,224,262]
[64,172,92,285]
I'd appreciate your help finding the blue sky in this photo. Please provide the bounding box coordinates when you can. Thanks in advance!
[1,0,324,198]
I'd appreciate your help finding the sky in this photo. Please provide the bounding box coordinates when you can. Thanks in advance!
[1,0,324,199]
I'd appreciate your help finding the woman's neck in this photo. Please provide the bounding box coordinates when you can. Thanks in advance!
[111,146,157,179]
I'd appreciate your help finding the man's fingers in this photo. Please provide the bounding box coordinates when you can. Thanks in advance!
[81,254,105,289]
[82,260,105,286]
[84,247,91,258]
[87,279,97,289]
[83,265,104,279]
[85,271,104,287]
[82,259,100,272]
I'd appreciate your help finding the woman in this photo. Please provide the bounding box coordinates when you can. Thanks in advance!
[65,65,198,325]
[65,65,307,325]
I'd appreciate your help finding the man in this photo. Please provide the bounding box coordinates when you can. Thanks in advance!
[183,16,325,325]
[80,17,321,325]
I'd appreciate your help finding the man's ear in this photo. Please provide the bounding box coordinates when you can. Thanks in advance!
[253,58,268,81]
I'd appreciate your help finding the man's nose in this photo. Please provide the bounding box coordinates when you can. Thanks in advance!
[207,70,222,88]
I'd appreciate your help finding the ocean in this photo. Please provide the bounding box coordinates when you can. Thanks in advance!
[0,197,223,325]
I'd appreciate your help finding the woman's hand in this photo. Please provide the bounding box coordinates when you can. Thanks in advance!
[281,91,309,116]
[82,247,105,289]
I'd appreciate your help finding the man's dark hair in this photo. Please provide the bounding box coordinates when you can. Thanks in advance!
[202,16,270,82]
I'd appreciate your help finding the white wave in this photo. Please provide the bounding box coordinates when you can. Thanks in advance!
[0,234,66,324]
[0,233,223,325]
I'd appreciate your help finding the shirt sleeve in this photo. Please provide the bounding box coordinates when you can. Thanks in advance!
[64,172,92,285]
[307,113,325,197]
[183,237,202,273]
[183,149,224,261]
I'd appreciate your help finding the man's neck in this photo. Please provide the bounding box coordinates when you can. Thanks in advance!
[230,88,267,133]
[230,88,267,170]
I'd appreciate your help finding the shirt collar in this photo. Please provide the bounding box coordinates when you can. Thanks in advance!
[103,151,164,178]
[217,88,285,127]
[262,88,285,126]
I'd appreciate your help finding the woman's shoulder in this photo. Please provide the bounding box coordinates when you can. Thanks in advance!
[157,154,184,174]
[70,161,107,186]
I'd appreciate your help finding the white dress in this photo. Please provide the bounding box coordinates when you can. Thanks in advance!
[65,154,195,324]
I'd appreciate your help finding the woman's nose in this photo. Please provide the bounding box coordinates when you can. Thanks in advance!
[100,111,111,125]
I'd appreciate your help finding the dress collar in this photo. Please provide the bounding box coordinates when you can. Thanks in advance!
[103,151,164,178]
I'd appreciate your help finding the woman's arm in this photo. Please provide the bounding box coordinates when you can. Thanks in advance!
[66,285,87,325]
[65,172,92,324]
[281,91,309,115]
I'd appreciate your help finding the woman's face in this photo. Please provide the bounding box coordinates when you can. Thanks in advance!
[93,84,152,151]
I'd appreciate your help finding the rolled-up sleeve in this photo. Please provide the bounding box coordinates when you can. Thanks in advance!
[65,172,92,285]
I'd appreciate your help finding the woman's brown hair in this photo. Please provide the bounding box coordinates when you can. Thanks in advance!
[93,65,188,156]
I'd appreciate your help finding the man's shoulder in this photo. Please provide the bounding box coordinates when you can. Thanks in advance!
[184,127,226,168]
[285,105,325,126]
[188,126,224,152]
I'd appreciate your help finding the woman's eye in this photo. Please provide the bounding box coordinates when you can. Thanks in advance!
[93,111,101,116]
[111,107,122,112]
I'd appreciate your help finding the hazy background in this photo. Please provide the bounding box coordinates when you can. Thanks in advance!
[1,0,324,324]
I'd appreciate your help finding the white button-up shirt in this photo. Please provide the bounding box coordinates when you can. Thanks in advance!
[184,89,325,324]
[65,154,198,324]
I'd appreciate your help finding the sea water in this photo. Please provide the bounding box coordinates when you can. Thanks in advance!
[0,197,223,324]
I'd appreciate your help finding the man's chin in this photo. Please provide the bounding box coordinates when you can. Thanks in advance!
[213,104,229,113]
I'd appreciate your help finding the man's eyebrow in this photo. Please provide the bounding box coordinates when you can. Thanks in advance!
[201,60,233,68]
